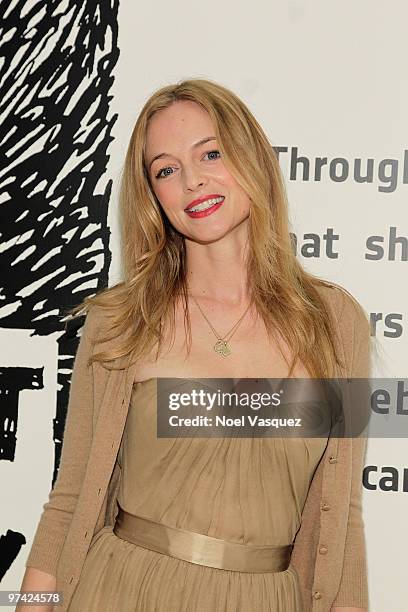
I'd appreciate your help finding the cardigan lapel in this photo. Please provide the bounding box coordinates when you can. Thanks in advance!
[57,355,139,607]
[91,356,140,528]
[85,353,140,525]
[291,292,352,610]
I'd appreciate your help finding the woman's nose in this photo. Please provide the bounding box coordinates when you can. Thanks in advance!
[182,167,205,192]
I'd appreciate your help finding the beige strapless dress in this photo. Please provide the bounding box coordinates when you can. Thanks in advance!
[69,378,328,611]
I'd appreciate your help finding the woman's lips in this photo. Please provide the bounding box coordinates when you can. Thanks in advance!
[185,199,225,219]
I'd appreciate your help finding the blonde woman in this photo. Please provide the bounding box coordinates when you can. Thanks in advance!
[21,79,371,612]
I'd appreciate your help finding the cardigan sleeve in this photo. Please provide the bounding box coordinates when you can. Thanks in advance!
[331,290,371,607]
[25,306,99,577]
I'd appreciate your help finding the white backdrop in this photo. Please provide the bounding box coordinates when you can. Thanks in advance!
[4,2,406,610]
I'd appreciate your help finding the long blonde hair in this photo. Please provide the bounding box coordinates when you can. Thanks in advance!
[66,78,355,378]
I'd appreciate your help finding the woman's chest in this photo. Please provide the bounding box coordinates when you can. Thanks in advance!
[134,308,310,381]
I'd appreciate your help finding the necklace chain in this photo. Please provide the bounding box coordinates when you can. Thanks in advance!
[190,295,251,358]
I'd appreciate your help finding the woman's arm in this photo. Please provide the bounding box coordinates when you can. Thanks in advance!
[16,567,56,611]
[331,291,371,610]
[21,306,98,579]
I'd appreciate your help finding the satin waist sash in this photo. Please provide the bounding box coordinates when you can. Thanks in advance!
[113,504,293,573]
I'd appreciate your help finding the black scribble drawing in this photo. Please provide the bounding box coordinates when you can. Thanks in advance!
[0,367,44,461]
[0,529,26,582]
[0,0,120,578]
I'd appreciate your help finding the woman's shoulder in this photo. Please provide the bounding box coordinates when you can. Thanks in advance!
[79,304,103,335]
[81,303,132,359]
[316,280,369,330]
[76,303,113,346]
[316,280,371,377]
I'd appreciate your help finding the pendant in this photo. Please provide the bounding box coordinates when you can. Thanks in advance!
[214,339,232,358]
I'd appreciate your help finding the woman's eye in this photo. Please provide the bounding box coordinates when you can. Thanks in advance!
[204,150,221,161]
[155,150,220,179]
[155,166,174,179]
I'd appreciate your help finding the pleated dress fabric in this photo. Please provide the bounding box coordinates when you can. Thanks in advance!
[69,378,328,611]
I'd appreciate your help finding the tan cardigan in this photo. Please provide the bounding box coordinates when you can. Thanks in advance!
[25,283,371,611]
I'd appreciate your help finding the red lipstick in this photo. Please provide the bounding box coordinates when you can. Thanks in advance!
[184,194,224,211]
[184,195,225,219]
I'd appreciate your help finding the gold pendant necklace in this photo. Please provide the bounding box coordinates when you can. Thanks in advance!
[190,295,251,358]
[214,339,232,358]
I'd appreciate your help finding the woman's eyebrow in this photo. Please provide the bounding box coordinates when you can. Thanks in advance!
[148,136,217,170]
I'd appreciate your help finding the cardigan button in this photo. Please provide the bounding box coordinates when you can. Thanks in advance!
[319,545,328,554]
[321,502,331,511]
[328,456,338,463]
[312,591,322,600]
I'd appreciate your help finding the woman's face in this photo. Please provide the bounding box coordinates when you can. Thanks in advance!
[145,100,251,244]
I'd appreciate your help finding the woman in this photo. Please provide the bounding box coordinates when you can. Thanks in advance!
[21,78,371,611]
